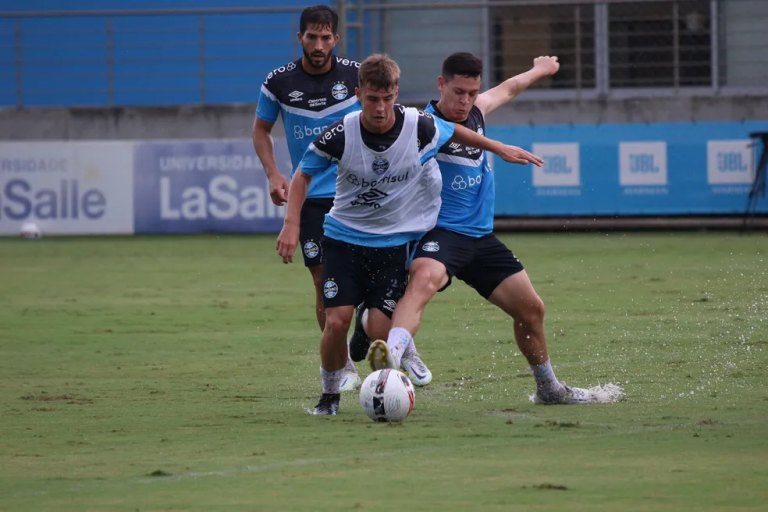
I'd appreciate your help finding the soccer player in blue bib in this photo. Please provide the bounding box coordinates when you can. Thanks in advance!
[276,54,543,415]
[370,53,624,404]
[253,5,364,390]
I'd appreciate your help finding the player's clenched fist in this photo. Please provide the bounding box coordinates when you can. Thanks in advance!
[533,56,560,76]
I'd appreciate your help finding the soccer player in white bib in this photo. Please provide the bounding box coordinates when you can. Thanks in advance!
[370,52,624,405]
[276,54,543,415]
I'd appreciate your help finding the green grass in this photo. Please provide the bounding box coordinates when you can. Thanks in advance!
[1,232,767,511]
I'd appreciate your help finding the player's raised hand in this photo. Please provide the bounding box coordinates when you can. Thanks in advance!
[497,145,544,167]
[269,174,290,206]
[276,221,300,264]
[533,56,560,76]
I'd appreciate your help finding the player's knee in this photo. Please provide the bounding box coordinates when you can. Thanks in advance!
[325,311,352,333]
[410,266,444,297]
[519,297,546,327]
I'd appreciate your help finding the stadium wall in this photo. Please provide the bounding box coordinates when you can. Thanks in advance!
[2,113,767,236]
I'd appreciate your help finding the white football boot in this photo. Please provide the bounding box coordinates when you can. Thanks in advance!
[338,357,362,392]
[532,383,624,405]
[400,346,432,386]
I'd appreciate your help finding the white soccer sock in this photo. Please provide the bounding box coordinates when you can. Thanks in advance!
[321,367,344,394]
[530,359,563,395]
[402,337,418,357]
[386,327,412,366]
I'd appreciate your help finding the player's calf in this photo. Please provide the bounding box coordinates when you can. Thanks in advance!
[318,306,356,409]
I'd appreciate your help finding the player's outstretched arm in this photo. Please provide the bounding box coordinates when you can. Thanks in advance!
[450,124,543,167]
[253,117,290,206]
[276,170,312,264]
[475,56,560,116]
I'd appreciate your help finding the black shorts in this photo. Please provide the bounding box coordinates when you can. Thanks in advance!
[412,227,524,299]
[321,237,411,317]
[299,198,334,268]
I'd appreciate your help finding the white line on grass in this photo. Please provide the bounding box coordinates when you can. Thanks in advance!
[139,446,440,484]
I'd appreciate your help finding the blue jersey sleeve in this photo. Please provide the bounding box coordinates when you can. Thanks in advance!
[419,115,455,163]
[435,116,455,149]
[299,143,334,177]
[256,84,280,123]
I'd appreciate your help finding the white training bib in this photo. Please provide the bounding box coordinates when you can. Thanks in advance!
[329,108,442,235]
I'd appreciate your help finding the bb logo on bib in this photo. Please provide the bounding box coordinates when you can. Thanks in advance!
[323,280,339,298]
[303,241,319,259]
[372,156,389,175]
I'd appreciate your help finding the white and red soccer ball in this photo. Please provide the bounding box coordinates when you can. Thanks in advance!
[359,369,415,423]
[20,222,42,239]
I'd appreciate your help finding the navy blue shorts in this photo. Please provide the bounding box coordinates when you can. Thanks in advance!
[320,237,411,317]
[412,228,524,299]
[299,198,333,268]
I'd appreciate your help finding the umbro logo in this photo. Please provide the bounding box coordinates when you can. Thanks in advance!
[288,90,304,102]
[357,188,388,203]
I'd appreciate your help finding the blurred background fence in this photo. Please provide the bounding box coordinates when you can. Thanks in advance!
[1,0,767,107]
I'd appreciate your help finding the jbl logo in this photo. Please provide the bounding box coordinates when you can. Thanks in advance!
[717,152,748,172]
[543,155,572,174]
[620,142,667,186]
[629,154,659,173]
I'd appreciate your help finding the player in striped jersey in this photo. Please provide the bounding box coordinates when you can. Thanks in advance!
[253,5,363,391]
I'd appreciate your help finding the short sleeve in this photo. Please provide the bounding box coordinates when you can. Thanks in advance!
[256,83,280,123]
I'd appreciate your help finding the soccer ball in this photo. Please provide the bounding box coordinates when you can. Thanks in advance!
[359,369,415,422]
[20,222,42,239]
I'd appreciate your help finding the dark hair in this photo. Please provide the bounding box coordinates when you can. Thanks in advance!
[359,54,400,91]
[442,52,483,81]
[300,5,339,34]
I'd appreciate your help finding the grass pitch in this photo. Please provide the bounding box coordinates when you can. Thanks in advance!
[1,232,767,511]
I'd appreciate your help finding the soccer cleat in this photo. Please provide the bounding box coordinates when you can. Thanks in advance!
[339,369,362,392]
[367,340,398,372]
[400,350,432,386]
[532,383,624,405]
[312,393,340,415]
[348,303,371,362]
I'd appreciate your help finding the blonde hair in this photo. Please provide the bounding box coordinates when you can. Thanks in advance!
[358,53,400,91]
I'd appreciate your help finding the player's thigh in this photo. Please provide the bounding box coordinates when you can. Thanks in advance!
[458,235,526,300]
[487,270,545,325]
[307,265,323,294]
[320,237,366,311]
[412,228,475,292]
[299,198,333,268]
[364,243,411,328]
